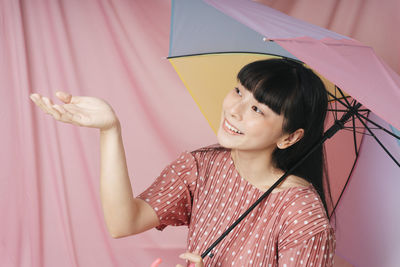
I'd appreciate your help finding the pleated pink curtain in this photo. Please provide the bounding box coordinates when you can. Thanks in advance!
[1,0,399,266]
[1,0,216,266]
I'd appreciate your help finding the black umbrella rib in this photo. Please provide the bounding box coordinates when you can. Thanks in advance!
[353,112,400,167]
[336,87,399,167]
[343,126,379,130]
[326,91,351,110]
[334,89,338,121]
[329,151,359,221]
[341,128,373,135]
[352,114,358,157]
[167,52,303,64]
[328,102,338,121]
[355,112,400,140]
[336,87,353,107]
[329,98,400,141]
[327,96,352,103]
[327,109,370,112]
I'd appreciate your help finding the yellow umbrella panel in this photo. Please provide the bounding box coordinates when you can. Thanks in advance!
[168,53,339,133]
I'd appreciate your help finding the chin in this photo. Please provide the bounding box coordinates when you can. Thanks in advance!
[217,128,239,149]
[216,128,231,148]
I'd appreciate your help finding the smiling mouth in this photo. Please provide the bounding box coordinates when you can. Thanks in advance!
[223,119,244,135]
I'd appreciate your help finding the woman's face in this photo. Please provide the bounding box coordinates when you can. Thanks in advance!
[217,83,287,153]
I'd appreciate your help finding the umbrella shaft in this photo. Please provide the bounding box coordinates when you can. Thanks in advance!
[324,103,362,139]
[201,103,362,260]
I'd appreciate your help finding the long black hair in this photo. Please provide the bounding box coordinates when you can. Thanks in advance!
[237,58,335,224]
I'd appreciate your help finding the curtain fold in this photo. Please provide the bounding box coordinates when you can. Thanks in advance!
[1,0,216,266]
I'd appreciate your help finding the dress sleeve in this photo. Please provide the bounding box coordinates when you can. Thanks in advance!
[278,228,335,266]
[277,189,336,266]
[137,151,198,231]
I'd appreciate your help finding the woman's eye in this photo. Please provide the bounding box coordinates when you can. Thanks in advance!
[252,106,264,115]
[234,87,242,96]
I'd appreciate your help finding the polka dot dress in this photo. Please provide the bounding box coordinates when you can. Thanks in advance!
[138,146,336,266]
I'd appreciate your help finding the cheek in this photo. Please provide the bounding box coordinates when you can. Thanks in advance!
[220,97,229,119]
[247,120,283,141]
[248,122,269,137]
[222,93,234,108]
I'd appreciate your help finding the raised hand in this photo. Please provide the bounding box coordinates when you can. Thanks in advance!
[30,91,119,131]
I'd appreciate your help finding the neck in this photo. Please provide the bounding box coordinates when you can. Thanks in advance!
[230,148,284,187]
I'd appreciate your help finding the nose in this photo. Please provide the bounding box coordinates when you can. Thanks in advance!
[228,100,244,121]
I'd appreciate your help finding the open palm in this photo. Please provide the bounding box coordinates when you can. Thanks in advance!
[30,91,119,131]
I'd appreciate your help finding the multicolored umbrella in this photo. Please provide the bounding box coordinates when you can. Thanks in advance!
[167,0,400,261]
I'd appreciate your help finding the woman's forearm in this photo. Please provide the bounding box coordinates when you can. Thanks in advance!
[99,121,138,237]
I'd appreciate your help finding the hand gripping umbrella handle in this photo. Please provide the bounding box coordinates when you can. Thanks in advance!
[150,258,162,267]
[150,258,195,267]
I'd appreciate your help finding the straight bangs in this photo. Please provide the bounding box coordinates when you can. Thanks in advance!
[237,61,304,132]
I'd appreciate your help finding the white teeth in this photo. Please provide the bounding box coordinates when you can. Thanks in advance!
[225,120,243,134]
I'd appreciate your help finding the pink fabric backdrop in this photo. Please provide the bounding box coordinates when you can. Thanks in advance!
[1,0,216,266]
[1,0,399,266]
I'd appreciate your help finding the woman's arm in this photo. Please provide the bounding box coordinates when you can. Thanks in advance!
[100,121,160,238]
[30,92,160,238]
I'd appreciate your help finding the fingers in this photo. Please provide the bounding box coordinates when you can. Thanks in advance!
[55,91,72,104]
[178,252,204,267]
[42,97,60,118]
[30,93,58,117]
[30,93,81,125]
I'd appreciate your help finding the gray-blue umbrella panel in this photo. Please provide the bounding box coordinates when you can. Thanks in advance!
[169,0,297,60]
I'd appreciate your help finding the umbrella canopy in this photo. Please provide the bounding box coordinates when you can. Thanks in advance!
[168,0,400,207]
[167,0,400,260]
[169,0,400,130]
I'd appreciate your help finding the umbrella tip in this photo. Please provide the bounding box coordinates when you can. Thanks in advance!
[263,37,273,42]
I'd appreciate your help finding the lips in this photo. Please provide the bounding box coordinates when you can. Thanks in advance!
[223,119,244,135]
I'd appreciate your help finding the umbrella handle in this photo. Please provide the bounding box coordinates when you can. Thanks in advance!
[150,258,195,267]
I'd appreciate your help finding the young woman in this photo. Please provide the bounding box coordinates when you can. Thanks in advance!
[30,59,335,266]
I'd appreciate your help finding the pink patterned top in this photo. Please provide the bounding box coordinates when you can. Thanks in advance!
[138,146,336,266]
